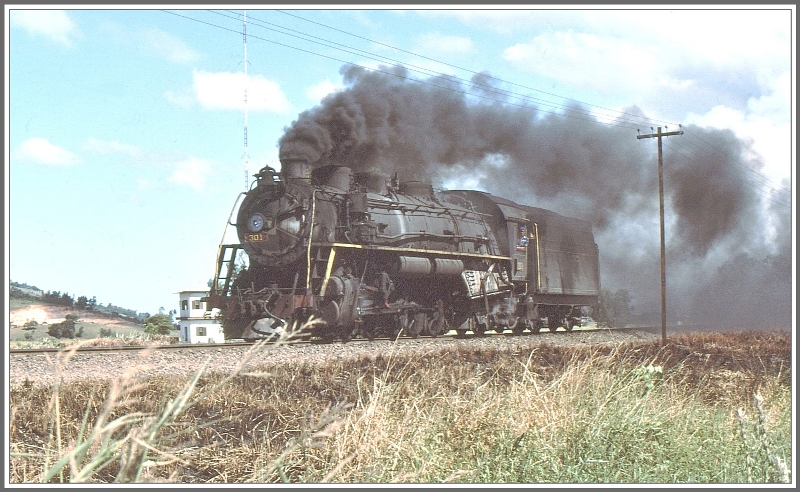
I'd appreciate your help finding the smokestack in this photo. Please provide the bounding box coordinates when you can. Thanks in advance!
[354,170,389,194]
[279,157,312,183]
[312,165,353,191]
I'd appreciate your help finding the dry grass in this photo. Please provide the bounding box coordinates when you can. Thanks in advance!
[8,330,793,483]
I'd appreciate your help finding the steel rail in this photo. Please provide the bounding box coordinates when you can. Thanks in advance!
[8,324,681,356]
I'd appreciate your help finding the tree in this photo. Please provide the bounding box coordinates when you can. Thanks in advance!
[48,314,80,338]
[60,292,74,307]
[76,295,89,310]
[143,313,175,335]
[596,289,634,328]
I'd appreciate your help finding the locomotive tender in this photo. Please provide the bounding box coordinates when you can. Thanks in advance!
[206,158,601,341]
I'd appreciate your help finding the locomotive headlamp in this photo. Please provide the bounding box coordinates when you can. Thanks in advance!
[247,214,266,232]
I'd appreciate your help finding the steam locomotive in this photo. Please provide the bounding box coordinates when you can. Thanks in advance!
[205,158,601,341]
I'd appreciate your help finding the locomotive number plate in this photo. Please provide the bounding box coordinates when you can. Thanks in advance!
[245,233,266,242]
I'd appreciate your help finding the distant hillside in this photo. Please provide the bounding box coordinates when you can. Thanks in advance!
[9,280,150,322]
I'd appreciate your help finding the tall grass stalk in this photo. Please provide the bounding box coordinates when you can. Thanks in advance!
[10,331,792,484]
[12,332,346,483]
[289,344,791,483]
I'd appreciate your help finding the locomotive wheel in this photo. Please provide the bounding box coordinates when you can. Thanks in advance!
[410,312,427,338]
[548,317,559,333]
[473,317,487,336]
[428,300,449,337]
[565,318,575,332]
[321,329,338,343]
[390,326,403,341]
[389,315,404,341]
[223,318,251,340]
[506,314,520,334]
[528,320,541,334]
[427,315,446,337]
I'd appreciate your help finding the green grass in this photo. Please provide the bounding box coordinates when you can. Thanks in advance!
[10,322,146,344]
[8,330,792,484]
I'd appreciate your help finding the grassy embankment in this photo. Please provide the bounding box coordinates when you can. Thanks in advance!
[8,330,792,484]
[8,289,159,347]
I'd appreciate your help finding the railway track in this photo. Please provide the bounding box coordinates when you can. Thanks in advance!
[8,324,668,356]
[9,326,666,387]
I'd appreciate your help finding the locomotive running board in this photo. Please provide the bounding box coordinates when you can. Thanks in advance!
[314,242,510,262]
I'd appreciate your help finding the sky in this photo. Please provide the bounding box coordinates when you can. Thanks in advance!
[4,5,795,327]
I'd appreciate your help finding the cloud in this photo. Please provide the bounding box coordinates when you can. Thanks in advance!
[12,137,81,165]
[191,70,293,113]
[82,137,142,157]
[10,9,82,46]
[140,28,201,64]
[748,71,792,124]
[306,79,344,103]
[426,9,788,139]
[168,157,213,191]
[684,71,792,187]
[99,21,201,65]
[414,32,476,55]
[503,30,677,95]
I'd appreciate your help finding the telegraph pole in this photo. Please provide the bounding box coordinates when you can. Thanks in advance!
[637,126,683,345]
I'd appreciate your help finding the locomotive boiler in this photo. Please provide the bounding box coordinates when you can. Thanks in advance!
[205,158,601,342]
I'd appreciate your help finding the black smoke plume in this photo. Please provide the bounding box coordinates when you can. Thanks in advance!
[279,65,792,329]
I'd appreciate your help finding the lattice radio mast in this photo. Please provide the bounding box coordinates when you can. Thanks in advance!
[242,9,249,190]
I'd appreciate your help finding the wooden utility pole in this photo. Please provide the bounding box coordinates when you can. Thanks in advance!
[637,126,683,345]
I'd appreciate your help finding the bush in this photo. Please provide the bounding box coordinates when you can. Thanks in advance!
[47,314,80,339]
[99,327,116,338]
[143,314,174,335]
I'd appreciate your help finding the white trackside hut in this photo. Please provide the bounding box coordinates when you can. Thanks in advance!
[177,290,224,343]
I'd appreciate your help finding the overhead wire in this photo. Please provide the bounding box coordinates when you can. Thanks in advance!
[662,137,792,209]
[268,10,793,209]
[672,145,791,209]
[200,9,657,130]
[680,130,791,198]
[272,9,671,129]
[159,10,583,123]
[161,9,791,209]
[241,9,666,129]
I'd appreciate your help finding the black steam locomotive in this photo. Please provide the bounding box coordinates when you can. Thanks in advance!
[205,159,601,341]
